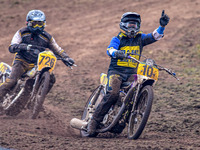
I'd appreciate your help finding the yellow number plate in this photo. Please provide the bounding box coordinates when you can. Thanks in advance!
[37,51,57,73]
[137,63,159,80]
[0,62,11,74]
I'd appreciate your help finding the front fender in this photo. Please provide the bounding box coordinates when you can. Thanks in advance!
[141,79,155,87]
[40,67,51,74]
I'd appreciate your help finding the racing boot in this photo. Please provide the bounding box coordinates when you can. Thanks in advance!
[0,106,4,115]
[0,88,9,115]
[87,118,98,136]
[0,89,8,103]
[0,93,5,115]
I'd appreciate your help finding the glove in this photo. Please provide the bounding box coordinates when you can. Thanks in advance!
[62,57,75,67]
[18,43,32,51]
[31,45,45,50]
[115,51,126,59]
[159,10,170,27]
[18,44,44,52]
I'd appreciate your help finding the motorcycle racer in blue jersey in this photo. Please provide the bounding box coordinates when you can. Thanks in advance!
[87,10,170,136]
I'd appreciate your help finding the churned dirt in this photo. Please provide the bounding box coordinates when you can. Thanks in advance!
[0,0,200,149]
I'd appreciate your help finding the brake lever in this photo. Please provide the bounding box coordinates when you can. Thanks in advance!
[171,72,180,81]
[69,64,77,70]
[157,65,179,81]
[165,68,180,81]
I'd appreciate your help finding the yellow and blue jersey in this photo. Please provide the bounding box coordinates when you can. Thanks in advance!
[107,26,165,74]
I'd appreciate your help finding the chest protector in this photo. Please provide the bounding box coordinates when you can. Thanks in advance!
[109,33,143,74]
[16,27,52,64]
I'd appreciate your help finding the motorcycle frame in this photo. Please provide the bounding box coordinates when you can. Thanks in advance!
[97,75,156,133]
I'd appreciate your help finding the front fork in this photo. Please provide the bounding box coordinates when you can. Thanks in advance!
[120,83,140,124]
[28,72,41,106]
[131,84,141,113]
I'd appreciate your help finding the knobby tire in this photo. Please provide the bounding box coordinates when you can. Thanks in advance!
[4,79,34,116]
[128,85,154,140]
[30,71,50,119]
[80,86,105,137]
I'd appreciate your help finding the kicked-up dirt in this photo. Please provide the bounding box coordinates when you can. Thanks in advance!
[0,0,200,149]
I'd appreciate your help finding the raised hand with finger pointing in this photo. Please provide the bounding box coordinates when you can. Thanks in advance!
[160,10,170,27]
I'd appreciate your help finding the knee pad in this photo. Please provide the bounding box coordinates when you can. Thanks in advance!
[110,76,121,96]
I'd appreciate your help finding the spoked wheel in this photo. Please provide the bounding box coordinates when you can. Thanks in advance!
[80,85,105,137]
[128,85,154,140]
[3,79,33,116]
[30,71,50,119]
[4,87,25,116]
[0,74,3,84]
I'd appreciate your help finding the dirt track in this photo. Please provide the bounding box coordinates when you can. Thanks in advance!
[0,0,200,149]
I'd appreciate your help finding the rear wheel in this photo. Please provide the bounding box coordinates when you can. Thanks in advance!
[3,79,33,116]
[0,74,3,84]
[80,85,105,137]
[128,85,154,140]
[0,73,9,84]
[30,71,50,119]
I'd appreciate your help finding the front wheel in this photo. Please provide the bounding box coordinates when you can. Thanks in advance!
[80,85,105,137]
[127,85,154,140]
[30,71,50,119]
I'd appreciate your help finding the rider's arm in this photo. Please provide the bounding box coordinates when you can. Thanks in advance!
[48,37,69,58]
[141,26,165,46]
[106,37,120,58]
[48,37,75,66]
[9,30,22,53]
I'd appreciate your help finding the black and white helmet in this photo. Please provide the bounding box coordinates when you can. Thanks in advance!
[119,12,141,37]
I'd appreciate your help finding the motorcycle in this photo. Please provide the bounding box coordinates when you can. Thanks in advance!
[70,53,179,139]
[0,48,75,119]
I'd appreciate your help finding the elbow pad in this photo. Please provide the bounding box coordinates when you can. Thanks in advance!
[9,44,20,53]
[152,26,165,40]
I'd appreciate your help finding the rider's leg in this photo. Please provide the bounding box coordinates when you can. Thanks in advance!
[87,74,122,135]
[0,61,27,102]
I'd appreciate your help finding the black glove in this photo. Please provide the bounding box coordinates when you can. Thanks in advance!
[31,45,45,50]
[160,10,170,27]
[115,51,126,59]
[18,44,45,51]
[63,57,75,67]
[18,43,32,51]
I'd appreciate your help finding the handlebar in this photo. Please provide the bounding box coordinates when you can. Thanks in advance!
[126,54,179,81]
[57,56,77,70]
[156,65,179,81]
[30,45,77,69]
[126,55,141,63]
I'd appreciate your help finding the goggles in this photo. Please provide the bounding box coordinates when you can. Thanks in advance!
[29,21,45,28]
[122,21,139,29]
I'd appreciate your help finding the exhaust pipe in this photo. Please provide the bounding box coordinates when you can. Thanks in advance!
[70,118,88,130]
